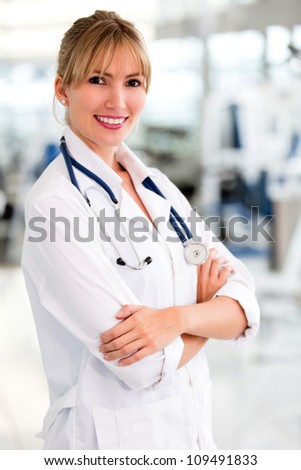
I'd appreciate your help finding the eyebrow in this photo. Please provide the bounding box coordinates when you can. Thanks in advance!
[91,71,143,78]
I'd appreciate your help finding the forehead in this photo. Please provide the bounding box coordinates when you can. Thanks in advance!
[90,44,145,76]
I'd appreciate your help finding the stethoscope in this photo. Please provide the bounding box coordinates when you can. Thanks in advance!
[60,137,209,269]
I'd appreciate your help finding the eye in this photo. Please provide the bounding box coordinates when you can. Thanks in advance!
[89,76,105,85]
[126,79,142,87]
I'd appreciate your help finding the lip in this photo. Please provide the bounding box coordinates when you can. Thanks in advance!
[98,115,128,119]
[94,114,128,130]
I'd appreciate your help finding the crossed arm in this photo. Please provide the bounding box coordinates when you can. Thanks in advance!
[99,248,248,368]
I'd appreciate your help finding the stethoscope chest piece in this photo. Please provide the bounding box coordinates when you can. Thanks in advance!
[184,240,209,265]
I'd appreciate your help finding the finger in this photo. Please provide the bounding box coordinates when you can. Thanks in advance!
[103,339,142,361]
[100,316,135,344]
[199,248,217,279]
[209,247,218,257]
[118,346,153,366]
[115,304,143,319]
[99,330,137,353]
[209,257,227,279]
[218,266,234,285]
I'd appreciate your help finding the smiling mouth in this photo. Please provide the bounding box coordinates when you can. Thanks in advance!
[95,115,128,125]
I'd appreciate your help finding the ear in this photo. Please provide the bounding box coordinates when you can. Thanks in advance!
[55,75,68,105]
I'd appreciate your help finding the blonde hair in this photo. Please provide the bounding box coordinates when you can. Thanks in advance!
[57,10,151,92]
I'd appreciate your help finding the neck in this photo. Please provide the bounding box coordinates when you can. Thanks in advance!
[98,152,125,173]
[93,147,126,174]
[69,126,123,172]
[93,148,119,171]
[91,146,126,173]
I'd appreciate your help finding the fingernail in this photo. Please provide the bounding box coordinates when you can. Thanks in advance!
[103,354,109,360]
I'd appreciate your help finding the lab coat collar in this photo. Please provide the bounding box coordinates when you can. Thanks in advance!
[116,143,154,183]
[116,143,172,228]
[63,127,123,200]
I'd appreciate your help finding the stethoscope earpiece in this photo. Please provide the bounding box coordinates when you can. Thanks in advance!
[116,258,126,266]
[116,256,153,270]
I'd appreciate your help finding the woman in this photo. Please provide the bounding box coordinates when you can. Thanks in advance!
[22,10,260,450]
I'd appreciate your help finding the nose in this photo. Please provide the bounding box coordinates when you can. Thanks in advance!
[105,85,126,111]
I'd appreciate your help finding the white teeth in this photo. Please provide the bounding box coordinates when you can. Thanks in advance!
[96,116,126,125]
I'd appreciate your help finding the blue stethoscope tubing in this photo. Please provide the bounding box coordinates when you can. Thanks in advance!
[142,176,192,244]
[60,137,117,205]
[59,137,209,266]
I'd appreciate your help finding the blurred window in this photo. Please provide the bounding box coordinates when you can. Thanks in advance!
[208,30,264,89]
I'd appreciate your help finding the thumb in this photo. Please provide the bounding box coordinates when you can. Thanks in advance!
[116,304,143,319]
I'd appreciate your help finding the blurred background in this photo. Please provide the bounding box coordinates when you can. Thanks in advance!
[1,0,301,450]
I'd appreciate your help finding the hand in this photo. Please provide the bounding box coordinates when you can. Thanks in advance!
[197,248,234,303]
[99,305,182,366]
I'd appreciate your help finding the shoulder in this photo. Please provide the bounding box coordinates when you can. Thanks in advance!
[26,155,67,196]
[24,155,85,219]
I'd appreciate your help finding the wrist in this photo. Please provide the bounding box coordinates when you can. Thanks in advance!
[181,303,206,336]
[173,305,193,335]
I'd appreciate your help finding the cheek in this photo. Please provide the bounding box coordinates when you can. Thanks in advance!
[67,87,95,111]
[133,92,146,114]
[128,90,146,114]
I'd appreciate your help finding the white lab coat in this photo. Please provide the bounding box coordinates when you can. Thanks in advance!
[22,127,260,450]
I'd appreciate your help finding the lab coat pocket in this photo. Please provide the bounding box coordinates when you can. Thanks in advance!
[92,394,190,450]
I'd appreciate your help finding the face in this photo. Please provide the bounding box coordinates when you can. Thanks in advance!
[55,47,146,165]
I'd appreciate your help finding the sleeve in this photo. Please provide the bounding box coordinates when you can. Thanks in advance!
[22,191,184,391]
[151,170,260,343]
[195,218,260,344]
